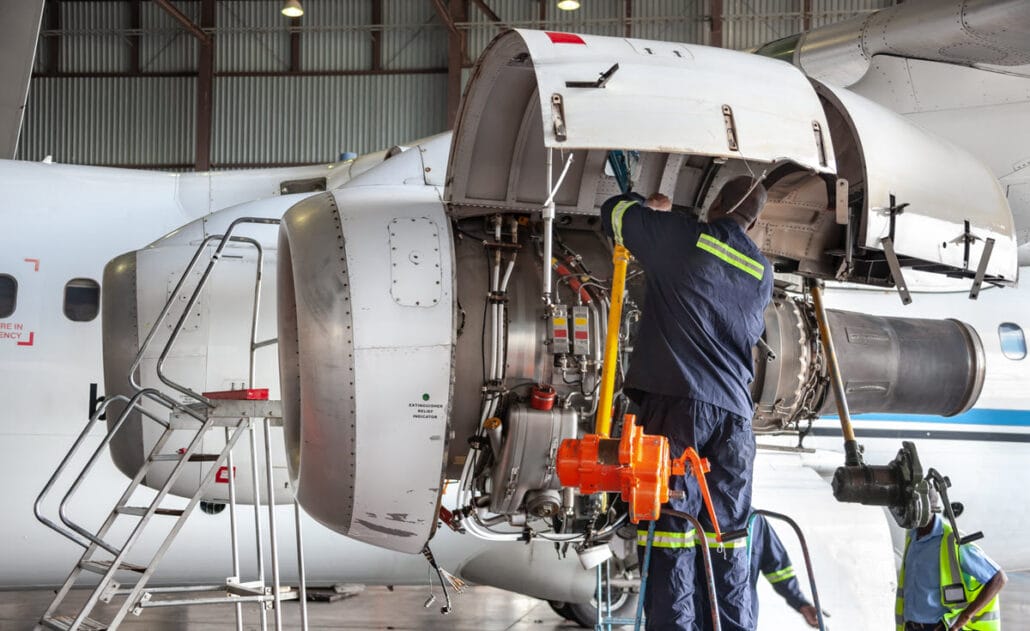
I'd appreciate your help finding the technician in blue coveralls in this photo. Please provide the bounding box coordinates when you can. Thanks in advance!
[601,176,773,631]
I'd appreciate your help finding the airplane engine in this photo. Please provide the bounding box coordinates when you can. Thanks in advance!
[101,196,296,505]
[752,293,985,431]
[277,29,1018,556]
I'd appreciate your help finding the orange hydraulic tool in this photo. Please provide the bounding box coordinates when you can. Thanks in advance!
[557,414,725,540]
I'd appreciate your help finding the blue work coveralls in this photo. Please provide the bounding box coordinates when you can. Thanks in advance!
[749,513,813,623]
[601,193,773,631]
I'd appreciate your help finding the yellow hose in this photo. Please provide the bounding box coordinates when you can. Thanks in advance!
[594,244,630,437]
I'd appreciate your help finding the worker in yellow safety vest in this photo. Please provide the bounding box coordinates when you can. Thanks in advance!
[896,490,1006,631]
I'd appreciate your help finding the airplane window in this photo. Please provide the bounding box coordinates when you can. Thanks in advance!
[64,278,100,322]
[0,274,15,318]
[998,323,1026,360]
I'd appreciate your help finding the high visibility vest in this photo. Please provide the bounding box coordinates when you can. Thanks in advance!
[895,521,1001,631]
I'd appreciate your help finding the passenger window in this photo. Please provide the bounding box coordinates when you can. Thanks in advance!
[0,275,15,318]
[998,323,1026,360]
[64,278,100,322]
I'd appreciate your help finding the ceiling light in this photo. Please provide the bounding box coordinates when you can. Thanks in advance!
[281,0,304,18]
[557,0,581,11]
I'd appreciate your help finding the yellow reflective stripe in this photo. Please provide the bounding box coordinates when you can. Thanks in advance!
[637,529,697,549]
[703,532,747,550]
[696,233,764,280]
[611,200,637,246]
[764,566,796,584]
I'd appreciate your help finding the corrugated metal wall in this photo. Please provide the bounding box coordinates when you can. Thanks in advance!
[17,0,895,169]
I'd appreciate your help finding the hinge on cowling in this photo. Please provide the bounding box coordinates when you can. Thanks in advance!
[551,93,567,142]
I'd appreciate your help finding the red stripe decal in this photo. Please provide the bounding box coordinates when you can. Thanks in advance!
[546,32,586,45]
[574,331,589,339]
[553,330,568,338]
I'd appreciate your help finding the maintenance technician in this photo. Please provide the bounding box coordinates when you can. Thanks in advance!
[601,176,773,631]
[897,494,1006,631]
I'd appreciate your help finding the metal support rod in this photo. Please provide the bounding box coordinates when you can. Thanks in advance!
[750,509,826,631]
[542,147,555,305]
[808,279,862,466]
[249,420,269,631]
[662,509,721,631]
[633,521,655,631]
[263,418,284,630]
[294,500,309,631]
[225,427,243,631]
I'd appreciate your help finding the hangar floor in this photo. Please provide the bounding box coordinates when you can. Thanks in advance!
[4,574,1029,629]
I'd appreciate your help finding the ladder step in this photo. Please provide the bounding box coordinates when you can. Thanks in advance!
[79,559,146,574]
[115,506,185,517]
[40,615,108,631]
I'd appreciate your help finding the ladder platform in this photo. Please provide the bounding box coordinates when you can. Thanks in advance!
[115,506,185,517]
[169,400,282,429]
[40,615,108,631]
[80,559,146,574]
[202,388,269,400]
[149,453,220,462]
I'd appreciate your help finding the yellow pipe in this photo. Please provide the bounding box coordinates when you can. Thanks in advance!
[594,244,630,437]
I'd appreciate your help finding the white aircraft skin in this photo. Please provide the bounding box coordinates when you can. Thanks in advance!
[4,3,1030,629]
[0,138,1025,631]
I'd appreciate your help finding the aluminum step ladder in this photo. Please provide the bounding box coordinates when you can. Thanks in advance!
[33,218,308,631]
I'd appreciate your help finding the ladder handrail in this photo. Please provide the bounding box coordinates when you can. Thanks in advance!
[749,509,826,631]
[57,389,204,553]
[153,220,278,408]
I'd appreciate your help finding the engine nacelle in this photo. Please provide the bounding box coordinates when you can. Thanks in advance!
[753,295,985,430]
[102,196,295,504]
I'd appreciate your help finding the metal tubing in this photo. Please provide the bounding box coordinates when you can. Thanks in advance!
[634,521,655,631]
[263,418,284,630]
[248,420,269,631]
[751,509,826,631]
[808,280,862,466]
[662,509,721,631]
[108,423,250,630]
[294,500,309,631]
[225,427,243,631]
[248,239,266,387]
[543,148,554,305]
[594,244,630,437]
[155,221,277,407]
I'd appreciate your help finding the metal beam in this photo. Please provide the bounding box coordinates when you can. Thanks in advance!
[430,0,462,39]
[710,0,723,48]
[45,0,59,75]
[624,0,632,38]
[153,0,211,45]
[129,0,141,74]
[470,0,502,24]
[441,0,467,128]
[289,15,301,73]
[802,0,812,32]
[371,0,382,70]
[195,0,214,171]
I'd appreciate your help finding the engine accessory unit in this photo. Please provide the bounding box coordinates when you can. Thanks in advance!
[489,403,579,515]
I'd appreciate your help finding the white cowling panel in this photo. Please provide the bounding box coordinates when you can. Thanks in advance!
[448,29,835,216]
[820,83,1018,283]
[278,186,454,554]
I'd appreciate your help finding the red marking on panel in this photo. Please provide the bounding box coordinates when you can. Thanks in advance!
[203,388,269,400]
[546,32,586,45]
[23,258,39,271]
[553,329,568,338]
[574,331,589,339]
[16,332,34,346]
[215,466,236,483]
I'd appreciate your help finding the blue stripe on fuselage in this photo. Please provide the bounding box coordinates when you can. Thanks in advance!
[825,408,1030,427]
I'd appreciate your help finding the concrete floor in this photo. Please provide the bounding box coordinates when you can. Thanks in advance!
[5,573,1029,630]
